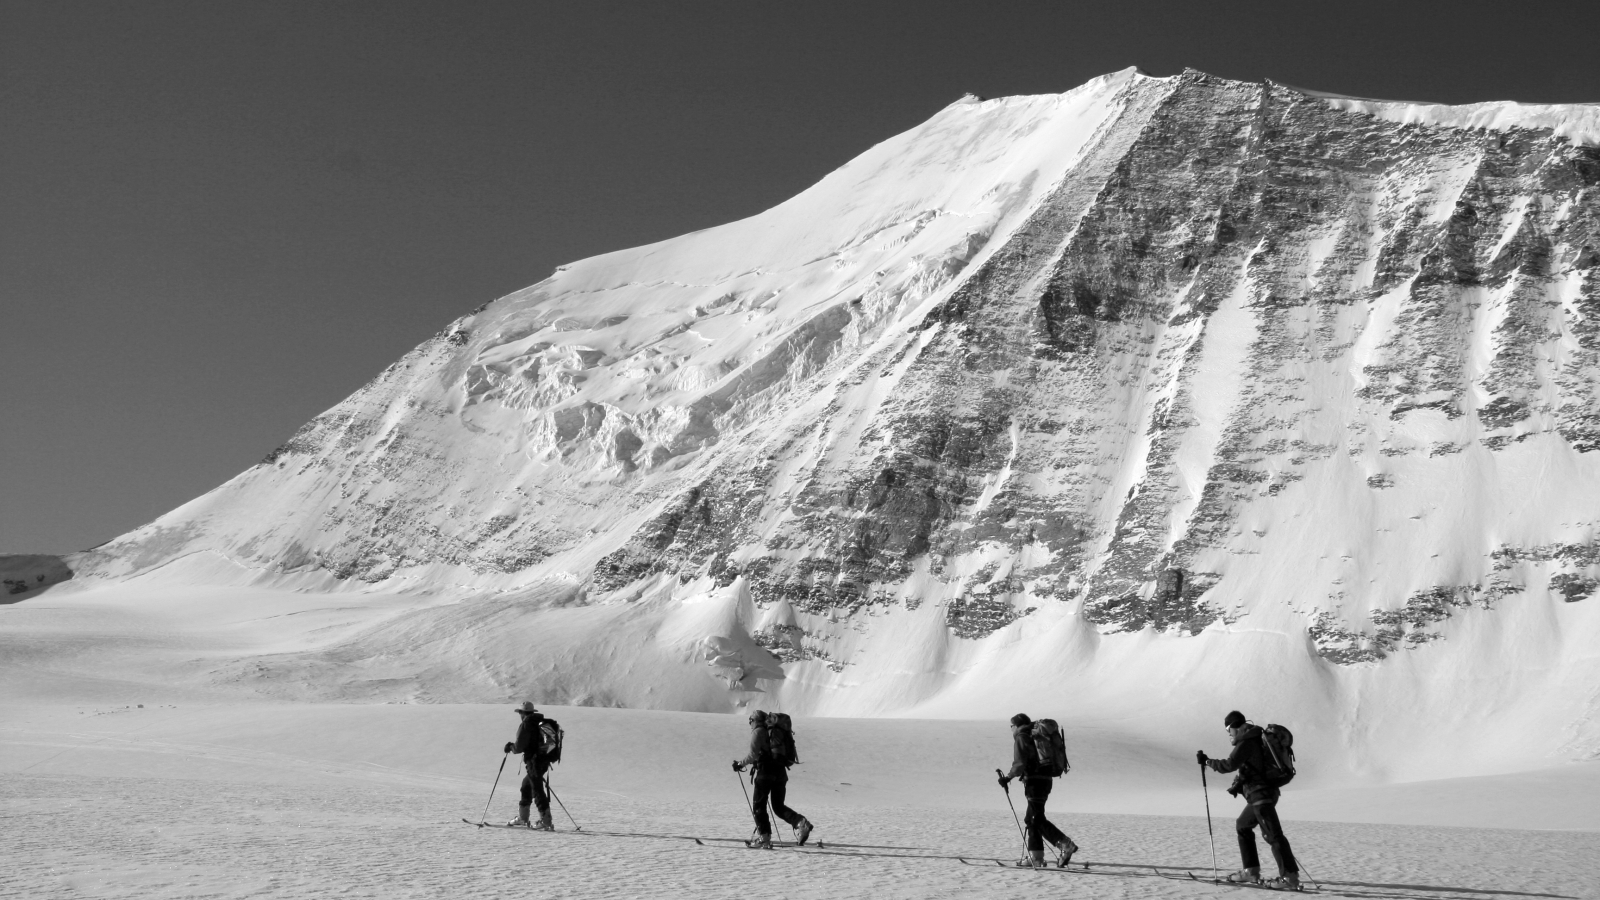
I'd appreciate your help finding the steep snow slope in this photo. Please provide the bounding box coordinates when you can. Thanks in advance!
[48,69,1600,773]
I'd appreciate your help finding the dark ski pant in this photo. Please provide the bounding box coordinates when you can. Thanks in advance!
[1237,800,1296,875]
[1023,777,1067,854]
[751,768,804,837]
[519,756,550,814]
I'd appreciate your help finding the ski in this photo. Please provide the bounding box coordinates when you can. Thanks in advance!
[461,819,562,832]
[739,840,818,851]
[1150,871,1312,893]
[1194,871,1311,892]
[958,858,1151,879]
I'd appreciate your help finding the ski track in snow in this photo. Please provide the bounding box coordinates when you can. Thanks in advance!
[2,703,1597,900]
[4,773,1595,900]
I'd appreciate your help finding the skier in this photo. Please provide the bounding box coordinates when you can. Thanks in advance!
[1197,710,1300,889]
[731,709,813,849]
[998,713,1078,868]
[504,701,554,829]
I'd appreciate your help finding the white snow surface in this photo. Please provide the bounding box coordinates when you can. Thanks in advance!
[1312,92,1600,148]
[4,691,1599,899]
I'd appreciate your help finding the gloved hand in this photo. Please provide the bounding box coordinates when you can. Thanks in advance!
[503,742,515,754]
[1196,750,1209,765]
[997,773,1011,788]
[732,761,744,773]
[1227,785,1242,798]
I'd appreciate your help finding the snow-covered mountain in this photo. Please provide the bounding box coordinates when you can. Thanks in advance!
[49,68,1600,772]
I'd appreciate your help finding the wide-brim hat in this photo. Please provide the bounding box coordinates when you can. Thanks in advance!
[516,701,537,715]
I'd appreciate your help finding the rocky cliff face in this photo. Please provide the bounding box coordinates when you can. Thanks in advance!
[69,70,1600,744]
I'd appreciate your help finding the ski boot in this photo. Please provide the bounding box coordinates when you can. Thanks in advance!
[1265,873,1301,891]
[531,809,554,831]
[750,833,773,850]
[1015,850,1047,868]
[795,817,814,846]
[1055,836,1079,867]
[507,804,531,827]
[1225,868,1262,884]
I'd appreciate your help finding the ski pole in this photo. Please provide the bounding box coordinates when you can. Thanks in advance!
[545,775,581,831]
[1200,761,1220,883]
[996,768,1028,858]
[476,751,510,824]
[1296,858,1321,891]
[735,767,761,845]
[768,796,796,844]
[735,766,753,815]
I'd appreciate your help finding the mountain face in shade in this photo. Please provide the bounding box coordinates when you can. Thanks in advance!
[61,70,1600,761]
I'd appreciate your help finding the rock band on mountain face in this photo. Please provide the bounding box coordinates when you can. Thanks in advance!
[490,703,1303,889]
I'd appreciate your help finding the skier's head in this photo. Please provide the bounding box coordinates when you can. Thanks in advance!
[517,701,538,716]
[1010,713,1031,729]
[1223,710,1246,730]
[748,709,767,727]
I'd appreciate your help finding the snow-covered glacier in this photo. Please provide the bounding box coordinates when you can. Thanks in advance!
[48,68,1600,773]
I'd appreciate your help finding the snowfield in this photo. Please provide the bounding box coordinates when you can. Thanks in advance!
[3,580,1598,898]
[4,701,1598,900]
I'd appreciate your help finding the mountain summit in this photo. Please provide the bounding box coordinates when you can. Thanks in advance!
[62,69,1600,767]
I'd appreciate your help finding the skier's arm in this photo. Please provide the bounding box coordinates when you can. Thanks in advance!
[1004,735,1027,780]
[1206,742,1244,774]
[509,718,532,755]
[737,727,765,769]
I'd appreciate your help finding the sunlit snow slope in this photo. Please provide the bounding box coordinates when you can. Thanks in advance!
[42,69,1600,773]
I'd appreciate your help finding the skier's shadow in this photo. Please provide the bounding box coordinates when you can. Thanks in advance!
[572,829,935,852]
[490,828,1585,897]
[1311,880,1578,900]
[993,862,1582,899]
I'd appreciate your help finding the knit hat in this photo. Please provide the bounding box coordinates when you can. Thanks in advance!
[748,709,766,725]
[1010,713,1031,728]
[1224,710,1246,729]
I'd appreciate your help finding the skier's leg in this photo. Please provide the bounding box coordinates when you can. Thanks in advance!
[1022,781,1046,854]
[768,774,803,828]
[511,765,532,825]
[750,774,774,837]
[1254,801,1297,875]
[531,759,554,829]
[1236,804,1262,871]
[1030,779,1066,846]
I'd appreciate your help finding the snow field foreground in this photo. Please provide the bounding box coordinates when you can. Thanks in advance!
[2,703,1598,900]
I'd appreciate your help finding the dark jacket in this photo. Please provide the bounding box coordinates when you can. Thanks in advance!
[513,713,548,763]
[1007,724,1046,780]
[1207,724,1279,805]
[740,723,779,778]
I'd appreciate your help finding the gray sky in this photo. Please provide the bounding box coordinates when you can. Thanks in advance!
[5,0,1598,554]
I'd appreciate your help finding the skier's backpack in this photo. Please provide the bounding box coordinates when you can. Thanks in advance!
[766,713,799,767]
[1031,719,1070,778]
[1259,723,1295,787]
[538,718,564,765]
